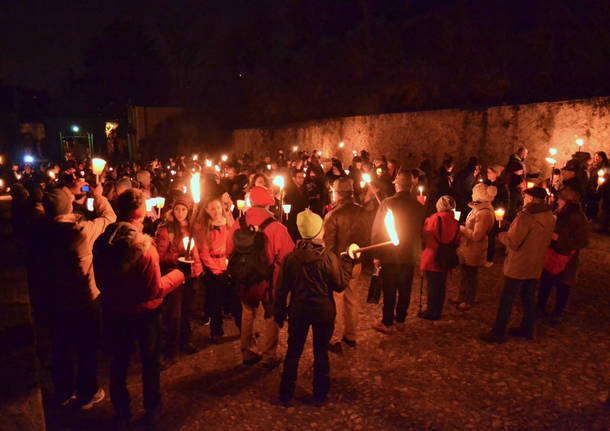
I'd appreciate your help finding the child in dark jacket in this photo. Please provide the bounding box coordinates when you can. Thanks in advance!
[275,209,352,406]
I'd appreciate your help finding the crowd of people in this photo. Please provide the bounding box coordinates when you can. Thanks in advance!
[3,145,609,427]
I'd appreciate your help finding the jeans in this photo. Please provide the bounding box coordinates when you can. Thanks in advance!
[108,309,162,419]
[492,277,537,337]
[205,273,242,337]
[380,263,414,326]
[279,315,334,403]
[538,270,570,317]
[52,299,101,402]
[458,264,478,306]
[424,271,448,319]
[162,281,194,359]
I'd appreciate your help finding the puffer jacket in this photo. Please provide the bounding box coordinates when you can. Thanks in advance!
[323,199,369,256]
[421,211,461,272]
[548,202,589,285]
[93,221,185,316]
[274,240,350,324]
[47,195,116,311]
[370,191,425,265]
[457,201,495,266]
[499,202,555,280]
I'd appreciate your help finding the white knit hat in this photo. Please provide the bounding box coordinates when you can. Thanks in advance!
[472,183,497,203]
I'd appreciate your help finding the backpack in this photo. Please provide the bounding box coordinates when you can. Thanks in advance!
[227,216,276,287]
[435,216,459,271]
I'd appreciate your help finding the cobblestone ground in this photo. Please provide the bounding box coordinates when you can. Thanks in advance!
[35,234,610,430]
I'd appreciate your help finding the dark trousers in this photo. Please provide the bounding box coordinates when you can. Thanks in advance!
[380,263,414,326]
[205,273,242,337]
[458,264,478,305]
[487,223,498,262]
[492,277,537,337]
[108,309,162,419]
[279,315,334,403]
[538,270,570,317]
[51,299,101,401]
[424,271,448,319]
[162,280,196,359]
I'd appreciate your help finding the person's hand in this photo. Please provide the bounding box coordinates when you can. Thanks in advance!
[374,258,381,267]
[92,181,103,198]
[552,232,559,241]
[177,259,192,279]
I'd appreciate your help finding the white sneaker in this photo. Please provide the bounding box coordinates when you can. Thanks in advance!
[80,388,105,410]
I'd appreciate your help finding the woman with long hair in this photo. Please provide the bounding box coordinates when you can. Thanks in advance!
[195,196,241,343]
[155,195,203,367]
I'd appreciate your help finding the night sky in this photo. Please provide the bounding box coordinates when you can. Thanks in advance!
[2,0,610,127]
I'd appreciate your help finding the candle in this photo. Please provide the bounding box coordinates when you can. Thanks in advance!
[214,165,220,172]
[221,154,228,162]
[48,171,55,179]
[599,177,606,186]
[360,181,365,188]
[155,197,165,209]
[91,158,107,175]
[453,210,461,221]
[545,157,557,165]
[549,148,557,156]
[494,208,505,222]
[273,175,285,190]
[418,186,423,196]
[527,182,534,189]
[362,173,372,184]
[576,138,583,149]
[182,237,193,251]
[170,170,176,175]
[339,141,345,148]
[145,199,155,212]
[267,164,271,170]
[376,167,383,177]
[237,200,246,210]
[352,150,357,156]
[282,204,291,214]
[317,151,322,157]
[292,146,298,152]
[193,154,198,161]
[205,159,212,168]
[345,169,350,175]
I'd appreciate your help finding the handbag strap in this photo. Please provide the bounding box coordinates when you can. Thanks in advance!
[436,215,459,245]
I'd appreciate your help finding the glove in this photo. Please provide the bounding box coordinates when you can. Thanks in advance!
[177,260,192,279]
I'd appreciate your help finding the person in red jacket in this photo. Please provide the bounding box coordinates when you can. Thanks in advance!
[155,194,203,366]
[419,196,461,320]
[226,186,295,367]
[93,189,195,427]
[194,195,240,343]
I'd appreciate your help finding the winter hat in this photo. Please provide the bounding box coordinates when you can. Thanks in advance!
[297,209,323,239]
[43,188,73,218]
[250,186,275,207]
[523,187,547,200]
[173,194,192,210]
[117,188,146,221]
[436,195,456,212]
[488,164,504,176]
[472,183,497,203]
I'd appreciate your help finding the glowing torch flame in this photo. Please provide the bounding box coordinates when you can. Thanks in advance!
[191,173,201,204]
[182,237,193,251]
[273,175,285,190]
[494,208,505,221]
[384,209,399,246]
[576,138,584,147]
[362,173,372,184]
[549,148,557,156]
[546,157,557,165]
[91,158,107,175]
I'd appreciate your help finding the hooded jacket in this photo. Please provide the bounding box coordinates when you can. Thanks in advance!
[274,240,350,324]
[548,202,589,285]
[93,221,185,316]
[421,210,461,272]
[322,198,369,257]
[499,201,555,280]
[457,201,495,267]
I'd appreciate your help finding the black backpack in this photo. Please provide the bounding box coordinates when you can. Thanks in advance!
[435,216,459,271]
[227,216,275,287]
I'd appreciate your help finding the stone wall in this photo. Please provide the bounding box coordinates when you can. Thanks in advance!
[232,97,610,175]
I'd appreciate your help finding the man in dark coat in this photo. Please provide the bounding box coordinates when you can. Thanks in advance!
[371,172,425,333]
[323,177,369,352]
[283,169,308,241]
[275,209,352,406]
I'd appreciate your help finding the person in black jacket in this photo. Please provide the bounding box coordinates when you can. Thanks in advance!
[275,209,352,406]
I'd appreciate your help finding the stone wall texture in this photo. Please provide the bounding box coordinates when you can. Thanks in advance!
[232,97,610,175]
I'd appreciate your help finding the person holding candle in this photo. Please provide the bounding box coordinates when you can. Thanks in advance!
[93,189,196,427]
[451,157,480,223]
[194,195,240,344]
[371,172,425,333]
[480,187,555,343]
[42,182,116,409]
[537,188,589,326]
[484,164,509,267]
[155,195,203,366]
[419,195,460,321]
[284,169,308,241]
[452,183,496,311]
[323,177,369,352]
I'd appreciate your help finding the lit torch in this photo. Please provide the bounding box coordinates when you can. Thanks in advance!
[344,209,399,259]
[599,169,606,186]
[494,208,505,226]
[91,157,106,184]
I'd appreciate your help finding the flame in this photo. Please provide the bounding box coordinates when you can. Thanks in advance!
[48,171,55,179]
[205,159,212,168]
[292,146,298,152]
[191,173,201,204]
[339,141,344,148]
[317,151,322,156]
[418,185,424,195]
[221,155,228,162]
[267,164,271,170]
[236,199,246,210]
[155,197,165,209]
[91,158,106,175]
[598,169,605,177]
[345,169,350,175]
[360,181,365,188]
[549,148,557,156]
[282,204,291,214]
[273,175,285,190]
[576,138,584,147]
[527,182,534,189]
[545,157,557,165]
[384,209,399,246]
[376,168,382,176]
[193,155,198,161]
[494,208,505,220]
[182,237,193,251]
[362,173,372,184]
[145,199,155,212]
[599,177,606,185]
[214,165,220,172]
[453,210,461,221]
